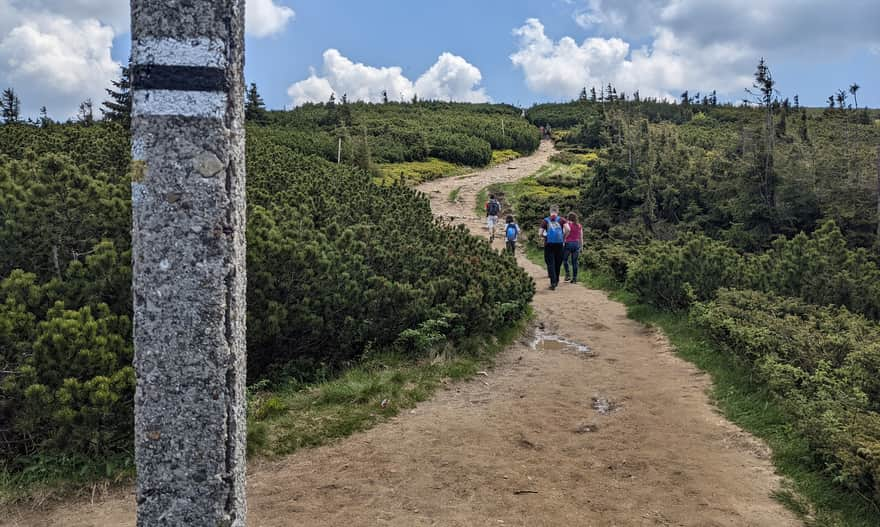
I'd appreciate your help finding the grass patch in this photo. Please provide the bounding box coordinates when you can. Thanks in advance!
[0,453,135,507]
[491,149,522,165]
[448,186,462,203]
[376,158,471,186]
[528,252,880,526]
[246,315,530,459]
[475,187,488,217]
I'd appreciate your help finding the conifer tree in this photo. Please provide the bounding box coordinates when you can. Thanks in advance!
[746,58,777,211]
[245,82,268,123]
[77,99,95,126]
[590,87,597,103]
[38,106,53,128]
[101,61,131,127]
[836,89,847,111]
[849,83,860,109]
[1,88,21,124]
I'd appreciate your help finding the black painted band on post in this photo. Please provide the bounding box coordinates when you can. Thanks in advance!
[133,65,229,92]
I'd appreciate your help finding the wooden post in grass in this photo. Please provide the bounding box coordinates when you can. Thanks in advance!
[130,1,247,525]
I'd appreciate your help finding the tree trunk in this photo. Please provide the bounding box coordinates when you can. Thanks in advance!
[51,245,61,280]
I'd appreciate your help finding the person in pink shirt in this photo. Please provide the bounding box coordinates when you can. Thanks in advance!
[562,212,583,283]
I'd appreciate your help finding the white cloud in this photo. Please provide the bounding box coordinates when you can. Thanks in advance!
[0,12,120,119]
[287,49,490,106]
[414,53,489,103]
[517,1,880,101]
[0,0,295,119]
[511,18,751,101]
[247,0,295,38]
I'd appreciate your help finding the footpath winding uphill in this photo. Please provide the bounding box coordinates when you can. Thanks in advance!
[6,142,799,526]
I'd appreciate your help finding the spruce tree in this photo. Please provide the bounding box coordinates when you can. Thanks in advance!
[1,88,21,124]
[77,99,95,126]
[101,62,131,127]
[745,58,777,211]
[245,82,268,123]
[849,83,860,109]
[39,106,53,128]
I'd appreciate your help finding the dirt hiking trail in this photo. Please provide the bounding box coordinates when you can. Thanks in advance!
[4,141,800,526]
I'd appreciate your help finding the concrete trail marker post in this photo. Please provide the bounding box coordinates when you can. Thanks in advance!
[130,1,247,525]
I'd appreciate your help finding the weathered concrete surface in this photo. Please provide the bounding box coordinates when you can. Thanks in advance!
[131,1,247,525]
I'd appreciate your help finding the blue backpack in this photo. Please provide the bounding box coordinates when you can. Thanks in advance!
[545,216,564,243]
[506,223,518,241]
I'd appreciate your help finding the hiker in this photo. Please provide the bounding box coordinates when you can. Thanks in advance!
[540,205,569,290]
[562,212,583,283]
[485,194,501,241]
[504,215,521,255]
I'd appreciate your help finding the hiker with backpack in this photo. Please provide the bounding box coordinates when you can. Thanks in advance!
[540,205,570,290]
[504,215,521,255]
[485,194,501,241]
[562,212,583,283]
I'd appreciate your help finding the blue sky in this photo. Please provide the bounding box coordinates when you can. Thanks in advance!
[3,0,879,118]
[240,0,880,109]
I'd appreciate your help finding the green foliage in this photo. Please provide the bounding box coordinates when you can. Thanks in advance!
[518,96,880,518]
[428,132,492,166]
[245,137,534,379]
[624,222,880,318]
[0,105,535,487]
[692,289,880,502]
[626,235,742,309]
[1,297,134,463]
[266,101,540,167]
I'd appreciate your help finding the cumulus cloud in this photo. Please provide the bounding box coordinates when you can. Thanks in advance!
[510,18,750,101]
[0,7,120,119]
[0,0,295,119]
[516,1,880,100]
[247,0,295,38]
[287,49,490,106]
[415,52,489,103]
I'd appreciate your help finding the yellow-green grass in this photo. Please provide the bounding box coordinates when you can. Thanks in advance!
[375,158,470,186]
[491,149,522,165]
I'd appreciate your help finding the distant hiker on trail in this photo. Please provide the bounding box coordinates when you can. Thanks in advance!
[504,215,521,256]
[563,212,583,283]
[486,194,501,242]
[540,205,569,290]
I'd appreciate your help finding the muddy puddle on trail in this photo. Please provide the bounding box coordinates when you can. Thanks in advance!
[531,330,593,357]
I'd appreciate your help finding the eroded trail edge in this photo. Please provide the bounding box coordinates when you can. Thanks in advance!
[6,142,799,527]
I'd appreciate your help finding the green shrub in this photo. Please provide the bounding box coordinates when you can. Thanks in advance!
[429,132,492,167]
[691,289,880,501]
[0,113,535,478]
[626,235,741,309]
[1,302,134,459]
